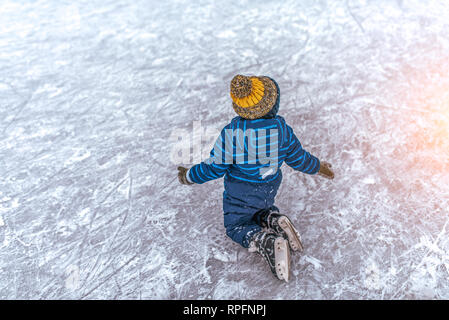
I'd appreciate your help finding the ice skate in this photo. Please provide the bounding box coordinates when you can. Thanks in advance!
[249,231,291,282]
[260,210,304,252]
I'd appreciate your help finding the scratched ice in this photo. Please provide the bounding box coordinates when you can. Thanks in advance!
[1,0,449,299]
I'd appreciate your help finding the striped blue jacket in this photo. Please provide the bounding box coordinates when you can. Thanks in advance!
[188,115,320,184]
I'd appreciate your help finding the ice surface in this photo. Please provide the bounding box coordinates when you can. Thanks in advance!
[1,0,449,299]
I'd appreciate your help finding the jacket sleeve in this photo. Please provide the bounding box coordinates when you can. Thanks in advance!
[284,124,320,174]
[188,129,231,184]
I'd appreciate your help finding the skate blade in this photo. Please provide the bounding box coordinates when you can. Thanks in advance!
[275,237,291,282]
[278,216,304,252]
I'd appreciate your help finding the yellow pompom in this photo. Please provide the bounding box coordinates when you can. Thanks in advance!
[251,78,264,89]
[253,92,262,101]
[254,88,264,96]
[231,77,267,108]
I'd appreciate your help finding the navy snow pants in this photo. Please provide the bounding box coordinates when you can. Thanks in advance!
[222,171,282,248]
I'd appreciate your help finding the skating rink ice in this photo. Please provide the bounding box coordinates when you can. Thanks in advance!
[1,0,449,299]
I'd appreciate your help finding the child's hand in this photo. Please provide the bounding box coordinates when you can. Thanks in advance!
[318,161,334,180]
[177,166,194,185]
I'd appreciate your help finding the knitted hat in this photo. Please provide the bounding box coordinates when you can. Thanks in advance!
[230,75,278,119]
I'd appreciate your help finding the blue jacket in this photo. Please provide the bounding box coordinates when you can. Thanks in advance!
[188,115,321,184]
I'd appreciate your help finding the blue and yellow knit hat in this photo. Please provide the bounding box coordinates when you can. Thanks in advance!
[230,75,278,119]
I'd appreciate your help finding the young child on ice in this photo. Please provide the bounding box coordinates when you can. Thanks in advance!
[177,75,334,282]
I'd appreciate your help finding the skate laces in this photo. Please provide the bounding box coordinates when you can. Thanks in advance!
[248,231,271,253]
[267,211,282,230]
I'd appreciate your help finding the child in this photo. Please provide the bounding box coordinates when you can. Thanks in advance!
[177,75,334,282]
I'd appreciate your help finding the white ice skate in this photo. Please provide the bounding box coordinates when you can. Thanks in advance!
[249,231,291,282]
